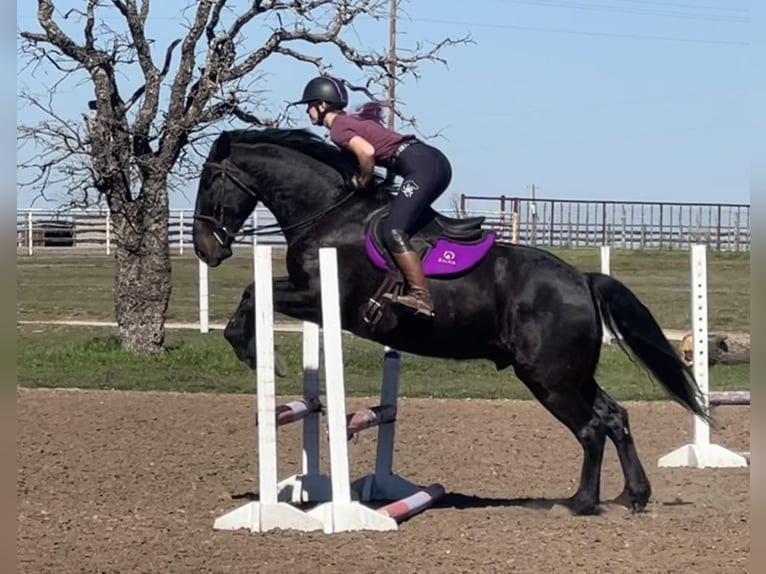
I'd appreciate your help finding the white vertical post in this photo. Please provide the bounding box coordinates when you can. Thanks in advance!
[600,245,610,275]
[105,210,111,256]
[690,244,709,447]
[657,244,748,468]
[179,210,184,255]
[27,211,33,256]
[254,246,278,509]
[313,247,400,532]
[198,259,209,333]
[600,245,612,345]
[319,248,353,509]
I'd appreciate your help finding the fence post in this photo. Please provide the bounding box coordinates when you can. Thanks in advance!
[199,259,209,333]
[549,201,555,245]
[27,210,33,256]
[105,210,111,255]
[252,210,258,250]
[179,210,184,255]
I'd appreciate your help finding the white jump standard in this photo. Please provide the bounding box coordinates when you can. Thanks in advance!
[657,245,749,469]
[213,246,444,533]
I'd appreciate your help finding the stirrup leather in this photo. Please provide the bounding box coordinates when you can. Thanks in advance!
[383,289,434,318]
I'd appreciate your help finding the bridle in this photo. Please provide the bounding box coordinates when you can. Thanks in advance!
[193,158,357,247]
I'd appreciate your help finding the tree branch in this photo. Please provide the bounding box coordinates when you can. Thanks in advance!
[160,0,216,162]
[24,0,104,67]
[221,0,374,82]
[19,0,470,213]
[206,0,229,42]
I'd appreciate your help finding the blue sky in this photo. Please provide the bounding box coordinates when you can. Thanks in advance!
[16,0,753,211]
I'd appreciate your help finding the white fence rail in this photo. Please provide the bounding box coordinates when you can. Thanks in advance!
[16,207,286,255]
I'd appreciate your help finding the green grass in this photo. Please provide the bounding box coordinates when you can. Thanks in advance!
[16,247,749,400]
[17,325,749,400]
[16,247,750,332]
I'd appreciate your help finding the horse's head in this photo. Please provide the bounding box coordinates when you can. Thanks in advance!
[193,127,395,267]
[192,132,259,267]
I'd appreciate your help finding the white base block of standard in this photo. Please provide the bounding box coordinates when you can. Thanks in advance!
[657,443,749,468]
[306,501,399,533]
[213,501,325,532]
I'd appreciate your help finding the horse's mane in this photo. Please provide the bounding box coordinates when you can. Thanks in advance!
[211,128,362,181]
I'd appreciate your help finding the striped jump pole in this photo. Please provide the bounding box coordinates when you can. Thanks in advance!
[277,398,322,426]
[379,483,446,523]
[346,405,397,440]
[254,397,323,427]
[657,244,749,469]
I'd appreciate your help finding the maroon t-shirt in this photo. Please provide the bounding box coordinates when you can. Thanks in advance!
[329,114,413,163]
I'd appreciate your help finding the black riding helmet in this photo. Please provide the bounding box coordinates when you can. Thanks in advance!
[293,76,349,108]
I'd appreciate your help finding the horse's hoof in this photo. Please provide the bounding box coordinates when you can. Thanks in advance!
[611,488,650,513]
[274,346,289,377]
[569,495,602,516]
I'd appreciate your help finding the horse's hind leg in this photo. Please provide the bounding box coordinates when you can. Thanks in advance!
[591,381,652,512]
[515,367,607,515]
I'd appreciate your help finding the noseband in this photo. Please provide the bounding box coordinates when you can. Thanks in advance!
[193,159,259,248]
[194,157,357,246]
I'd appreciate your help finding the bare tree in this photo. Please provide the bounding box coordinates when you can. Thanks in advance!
[18,0,470,353]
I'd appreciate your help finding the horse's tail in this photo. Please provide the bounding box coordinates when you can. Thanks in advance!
[586,272,710,423]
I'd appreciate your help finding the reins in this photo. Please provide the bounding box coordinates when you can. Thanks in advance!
[196,159,357,243]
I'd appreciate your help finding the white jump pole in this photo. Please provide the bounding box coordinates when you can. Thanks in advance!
[657,244,748,468]
[198,259,209,334]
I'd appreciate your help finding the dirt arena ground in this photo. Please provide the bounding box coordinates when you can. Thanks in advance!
[17,388,750,573]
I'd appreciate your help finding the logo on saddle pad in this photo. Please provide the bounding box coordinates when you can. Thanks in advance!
[438,249,457,266]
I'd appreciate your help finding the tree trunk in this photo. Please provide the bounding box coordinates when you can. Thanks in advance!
[111,180,172,353]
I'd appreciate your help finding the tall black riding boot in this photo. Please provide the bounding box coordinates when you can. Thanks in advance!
[387,250,434,318]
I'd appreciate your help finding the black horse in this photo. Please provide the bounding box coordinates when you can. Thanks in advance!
[192,127,708,516]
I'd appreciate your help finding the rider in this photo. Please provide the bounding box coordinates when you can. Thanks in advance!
[293,75,453,318]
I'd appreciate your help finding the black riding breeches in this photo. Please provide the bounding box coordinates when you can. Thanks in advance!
[381,142,453,253]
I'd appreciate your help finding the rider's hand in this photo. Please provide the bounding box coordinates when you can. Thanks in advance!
[352,174,371,189]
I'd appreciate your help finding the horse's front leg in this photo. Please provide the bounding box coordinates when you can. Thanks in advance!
[272,277,321,325]
[223,278,317,376]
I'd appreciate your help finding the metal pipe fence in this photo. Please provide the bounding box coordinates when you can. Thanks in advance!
[15,207,285,255]
[458,195,750,251]
[16,195,751,254]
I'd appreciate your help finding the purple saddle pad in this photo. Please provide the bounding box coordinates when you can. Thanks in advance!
[365,233,496,277]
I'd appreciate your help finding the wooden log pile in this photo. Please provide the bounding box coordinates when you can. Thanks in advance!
[679,332,750,367]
